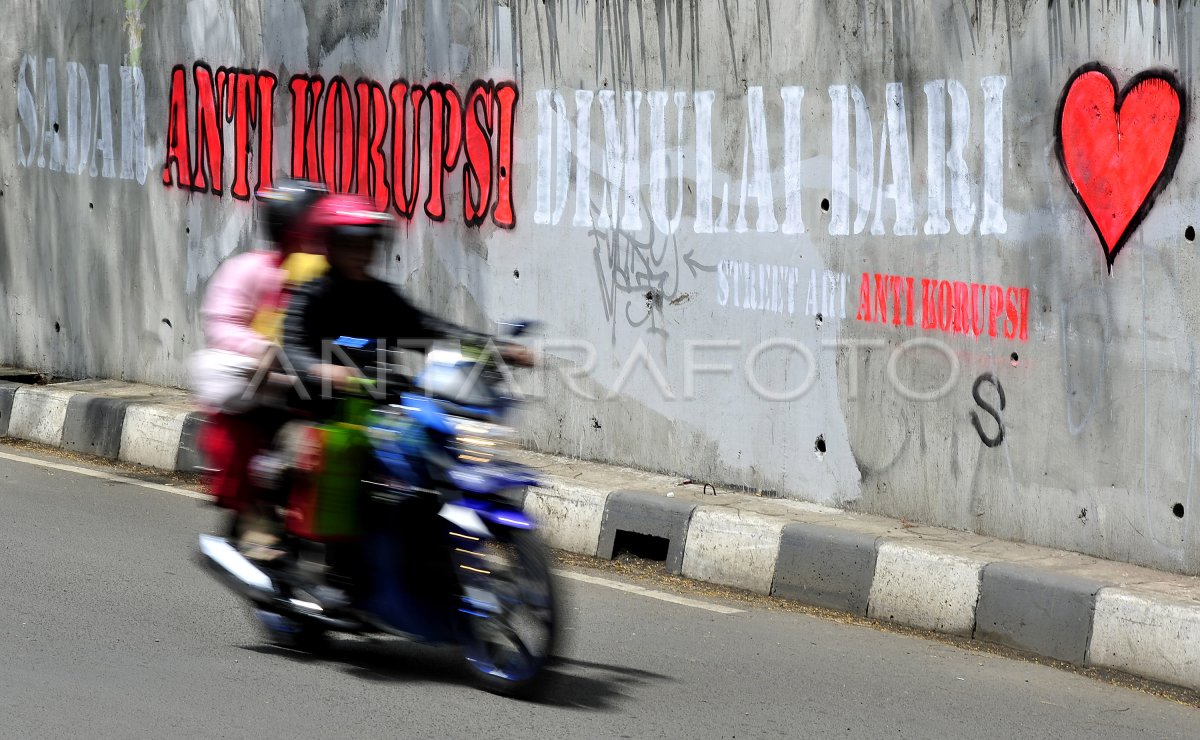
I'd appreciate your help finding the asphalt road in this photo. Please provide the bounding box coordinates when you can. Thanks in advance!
[0,445,1195,739]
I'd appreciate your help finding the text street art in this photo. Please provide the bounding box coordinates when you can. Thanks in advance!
[970,373,1006,447]
[162,62,519,227]
[534,76,1007,237]
[162,64,278,200]
[717,262,850,319]
[854,272,1029,342]
[1055,64,1186,270]
[15,55,148,184]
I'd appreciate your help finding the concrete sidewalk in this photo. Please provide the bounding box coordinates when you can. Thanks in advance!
[3,376,1200,693]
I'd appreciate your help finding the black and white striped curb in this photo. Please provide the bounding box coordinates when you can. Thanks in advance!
[523,476,1200,694]
[0,380,204,472]
[4,379,1200,693]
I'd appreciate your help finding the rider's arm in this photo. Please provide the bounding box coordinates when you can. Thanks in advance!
[384,285,536,366]
[388,286,482,346]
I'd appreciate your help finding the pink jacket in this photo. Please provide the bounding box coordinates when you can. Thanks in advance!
[200,250,285,358]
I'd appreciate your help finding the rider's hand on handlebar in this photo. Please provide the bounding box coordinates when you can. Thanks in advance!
[499,344,537,368]
[310,363,363,391]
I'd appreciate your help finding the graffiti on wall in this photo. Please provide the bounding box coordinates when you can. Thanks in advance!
[15,55,148,183]
[717,262,850,320]
[589,220,679,334]
[854,271,1030,342]
[162,64,277,201]
[161,62,519,227]
[1055,64,1186,271]
[534,76,1007,237]
[970,372,1006,448]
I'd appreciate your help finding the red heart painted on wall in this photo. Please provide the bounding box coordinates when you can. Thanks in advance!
[1055,64,1186,271]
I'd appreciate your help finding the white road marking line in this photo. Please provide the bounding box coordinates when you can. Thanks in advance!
[0,450,741,614]
[0,450,213,501]
[556,570,744,614]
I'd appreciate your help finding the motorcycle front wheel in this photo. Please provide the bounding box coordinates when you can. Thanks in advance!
[459,529,559,697]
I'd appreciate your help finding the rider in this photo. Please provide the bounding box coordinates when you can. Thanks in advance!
[196,179,328,552]
[282,194,530,391]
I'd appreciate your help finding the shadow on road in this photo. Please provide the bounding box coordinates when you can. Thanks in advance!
[242,641,673,711]
[533,656,674,710]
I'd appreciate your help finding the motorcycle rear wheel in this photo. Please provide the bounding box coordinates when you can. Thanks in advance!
[460,530,559,697]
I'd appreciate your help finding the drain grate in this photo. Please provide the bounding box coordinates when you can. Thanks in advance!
[612,531,670,563]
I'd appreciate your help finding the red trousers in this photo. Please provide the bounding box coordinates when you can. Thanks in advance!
[199,410,279,511]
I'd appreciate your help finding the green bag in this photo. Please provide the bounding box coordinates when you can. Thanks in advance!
[297,389,374,539]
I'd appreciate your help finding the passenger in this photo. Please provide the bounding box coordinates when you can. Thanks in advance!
[193,179,328,558]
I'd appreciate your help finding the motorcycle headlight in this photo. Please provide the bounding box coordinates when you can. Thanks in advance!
[448,416,516,463]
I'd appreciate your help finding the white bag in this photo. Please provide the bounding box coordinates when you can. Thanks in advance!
[188,349,262,414]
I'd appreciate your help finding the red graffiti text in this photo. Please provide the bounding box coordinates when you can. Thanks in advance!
[854,272,1029,342]
[162,61,519,227]
[162,63,277,200]
[286,75,518,227]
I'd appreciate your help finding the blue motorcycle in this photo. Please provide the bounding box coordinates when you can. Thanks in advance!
[198,325,559,697]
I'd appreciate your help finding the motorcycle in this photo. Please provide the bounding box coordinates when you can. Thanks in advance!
[197,324,559,697]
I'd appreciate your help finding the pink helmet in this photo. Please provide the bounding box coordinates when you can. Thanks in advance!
[299,194,394,250]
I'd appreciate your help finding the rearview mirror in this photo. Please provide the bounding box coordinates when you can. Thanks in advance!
[496,319,541,338]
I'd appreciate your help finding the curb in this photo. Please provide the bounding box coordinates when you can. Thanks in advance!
[2,381,203,472]
[4,380,1200,694]
[683,508,785,595]
[0,381,20,437]
[582,492,1200,693]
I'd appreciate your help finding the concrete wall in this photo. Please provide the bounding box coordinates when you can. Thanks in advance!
[5,1,1200,574]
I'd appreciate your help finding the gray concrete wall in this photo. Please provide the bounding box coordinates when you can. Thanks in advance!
[4,1,1200,574]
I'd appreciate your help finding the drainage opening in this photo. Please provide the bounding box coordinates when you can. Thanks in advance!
[612,531,669,563]
[1173,503,1185,518]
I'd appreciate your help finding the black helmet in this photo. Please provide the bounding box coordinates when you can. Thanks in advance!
[257,179,328,245]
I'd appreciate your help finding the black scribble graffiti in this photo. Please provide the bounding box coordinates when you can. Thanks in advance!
[590,226,666,335]
[970,372,1006,448]
[589,203,713,337]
